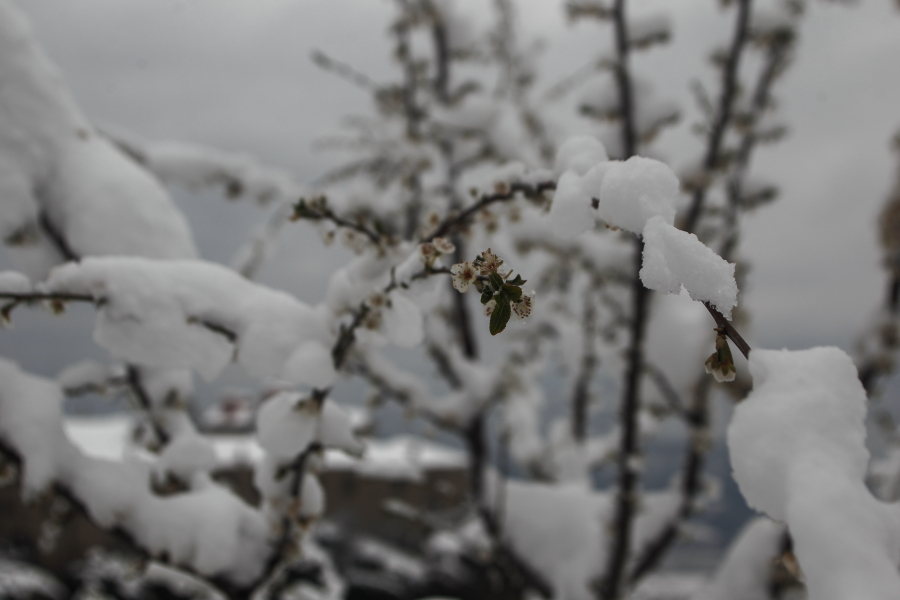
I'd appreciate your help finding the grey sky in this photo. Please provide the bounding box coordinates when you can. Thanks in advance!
[6,0,900,367]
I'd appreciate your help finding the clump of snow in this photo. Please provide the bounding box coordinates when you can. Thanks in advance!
[63,416,133,462]
[256,392,318,459]
[319,400,366,458]
[0,0,197,278]
[281,341,337,389]
[42,257,335,386]
[597,157,677,233]
[381,291,424,348]
[256,392,364,461]
[299,472,325,519]
[549,170,597,238]
[554,136,609,176]
[640,216,737,318]
[0,559,65,599]
[643,290,711,401]
[694,517,785,600]
[0,358,270,585]
[56,359,121,394]
[549,150,681,240]
[728,347,900,600]
[494,477,682,600]
[155,431,218,482]
[0,270,31,293]
[323,435,464,481]
[108,134,301,205]
[503,375,545,468]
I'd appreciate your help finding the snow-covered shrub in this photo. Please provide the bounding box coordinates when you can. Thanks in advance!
[0,1,896,600]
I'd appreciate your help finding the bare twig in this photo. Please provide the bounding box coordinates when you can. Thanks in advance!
[703,302,751,359]
[310,50,380,92]
[596,2,647,598]
[682,0,752,234]
[643,361,685,416]
[423,180,556,243]
[291,200,383,245]
[572,293,598,441]
[598,239,649,600]
[611,0,636,160]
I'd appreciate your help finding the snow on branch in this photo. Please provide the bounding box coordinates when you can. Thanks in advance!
[548,136,739,322]
[106,131,303,206]
[0,1,197,278]
[0,358,271,588]
[41,257,336,387]
[729,347,900,600]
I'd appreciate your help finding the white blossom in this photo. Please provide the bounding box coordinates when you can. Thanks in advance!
[451,261,478,292]
[511,292,534,321]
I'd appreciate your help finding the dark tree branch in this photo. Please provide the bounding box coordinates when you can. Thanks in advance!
[125,366,170,446]
[38,211,78,262]
[596,3,650,598]
[598,238,649,600]
[310,50,380,92]
[626,3,774,581]
[291,200,383,245]
[682,0,752,234]
[703,302,750,360]
[611,0,636,160]
[572,295,598,441]
[642,361,685,416]
[0,290,97,305]
[627,375,711,584]
[423,180,556,243]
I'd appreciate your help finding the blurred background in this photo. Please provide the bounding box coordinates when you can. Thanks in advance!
[1,1,899,598]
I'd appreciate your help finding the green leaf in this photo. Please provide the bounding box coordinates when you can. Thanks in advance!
[481,288,494,305]
[489,299,512,336]
[488,272,505,291]
[508,274,526,286]
[502,284,522,301]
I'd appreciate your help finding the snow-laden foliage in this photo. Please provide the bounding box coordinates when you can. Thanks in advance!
[0,1,196,278]
[1,1,896,599]
[0,358,270,585]
[43,257,335,386]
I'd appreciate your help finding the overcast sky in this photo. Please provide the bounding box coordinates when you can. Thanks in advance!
[5,0,900,375]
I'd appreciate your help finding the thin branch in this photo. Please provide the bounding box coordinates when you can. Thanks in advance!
[0,291,242,349]
[0,291,97,305]
[611,0,636,160]
[597,238,649,600]
[720,31,790,260]
[290,200,383,245]
[126,366,170,446]
[682,0,752,234]
[310,50,380,92]
[572,294,598,441]
[642,361,685,416]
[626,3,766,582]
[38,211,78,262]
[703,302,751,359]
[423,180,556,243]
[627,378,711,584]
[597,2,646,598]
